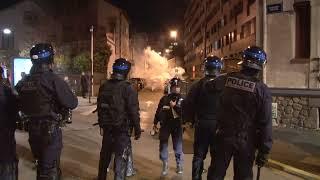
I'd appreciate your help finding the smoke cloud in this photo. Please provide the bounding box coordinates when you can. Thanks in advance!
[131,47,185,91]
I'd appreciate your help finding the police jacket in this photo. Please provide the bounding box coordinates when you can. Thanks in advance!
[0,81,18,162]
[154,93,183,127]
[16,65,78,120]
[97,79,141,132]
[216,71,272,153]
[184,76,224,127]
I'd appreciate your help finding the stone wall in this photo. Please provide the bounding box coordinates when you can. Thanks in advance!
[272,96,319,129]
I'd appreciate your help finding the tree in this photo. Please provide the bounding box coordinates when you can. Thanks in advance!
[72,52,91,73]
[19,39,41,58]
[72,40,112,73]
[0,49,18,68]
[94,41,112,73]
[55,54,72,73]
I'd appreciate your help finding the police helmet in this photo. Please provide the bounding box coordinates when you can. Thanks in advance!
[242,46,267,70]
[30,43,54,64]
[169,77,182,87]
[203,56,223,76]
[167,77,182,94]
[112,58,131,78]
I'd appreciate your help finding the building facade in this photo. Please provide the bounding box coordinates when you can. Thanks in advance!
[265,0,320,89]
[0,0,61,61]
[184,0,259,79]
[57,0,130,61]
[56,0,130,95]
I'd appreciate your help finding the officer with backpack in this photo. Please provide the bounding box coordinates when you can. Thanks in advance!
[153,77,184,176]
[97,58,142,180]
[16,43,78,180]
[0,66,18,180]
[183,56,224,180]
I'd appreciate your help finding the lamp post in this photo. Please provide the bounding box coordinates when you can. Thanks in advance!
[89,26,94,103]
[2,28,13,49]
[170,30,178,67]
[170,30,177,43]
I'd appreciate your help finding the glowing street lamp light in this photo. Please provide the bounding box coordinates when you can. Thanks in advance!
[3,28,12,35]
[165,49,170,53]
[170,30,177,41]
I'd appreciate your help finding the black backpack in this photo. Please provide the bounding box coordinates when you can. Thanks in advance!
[97,80,129,127]
[18,74,53,118]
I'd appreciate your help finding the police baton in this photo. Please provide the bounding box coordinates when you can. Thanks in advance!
[256,166,261,180]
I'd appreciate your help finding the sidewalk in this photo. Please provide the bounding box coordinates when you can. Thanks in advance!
[271,127,320,176]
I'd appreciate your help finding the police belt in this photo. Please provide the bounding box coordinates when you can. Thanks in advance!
[217,129,254,140]
[25,112,63,126]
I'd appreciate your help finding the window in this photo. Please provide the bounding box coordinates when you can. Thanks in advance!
[247,0,256,16]
[240,26,244,39]
[294,1,311,58]
[221,37,224,47]
[23,11,38,26]
[233,30,237,42]
[251,18,256,35]
[63,25,73,42]
[214,41,217,50]
[222,0,229,5]
[79,0,89,9]
[225,34,230,45]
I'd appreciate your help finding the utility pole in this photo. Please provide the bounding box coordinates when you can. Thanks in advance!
[204,1,208,59]
[89,25,94,103]
[119,11,122,58]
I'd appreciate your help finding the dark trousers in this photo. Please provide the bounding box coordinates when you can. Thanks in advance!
[28,122,62,180]
[98,128,130,180]
[0,161,18,180]
[207,137,256,180]
[159,124,183,165]
[192,125,215,180]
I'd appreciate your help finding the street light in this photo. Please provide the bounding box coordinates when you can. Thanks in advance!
[165,49,170,53]
[3,28,12,35]
[170,30,177,41]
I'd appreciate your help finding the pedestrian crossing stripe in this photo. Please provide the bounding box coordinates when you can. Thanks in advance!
[225,77,256,92]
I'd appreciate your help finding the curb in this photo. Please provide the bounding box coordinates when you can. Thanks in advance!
[267,159,320,180]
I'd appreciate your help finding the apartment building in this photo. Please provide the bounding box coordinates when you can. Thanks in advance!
[184,0,259,78]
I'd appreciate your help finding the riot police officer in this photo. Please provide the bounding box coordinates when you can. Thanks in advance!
[0,66,18,180]
[16,43,78,180]
[208,46,272,180]
[97,58,141,180]
[183,56,223,180]
[154,77,184,176]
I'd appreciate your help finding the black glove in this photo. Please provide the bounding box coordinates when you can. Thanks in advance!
[256,151,269,167]
[134,127,142,140]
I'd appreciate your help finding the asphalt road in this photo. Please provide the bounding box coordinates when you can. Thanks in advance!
[15,90,303,179]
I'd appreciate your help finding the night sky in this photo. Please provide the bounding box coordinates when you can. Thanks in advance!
[109,0,189,33]
[1,0,189,33]
[0,0,21,9]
